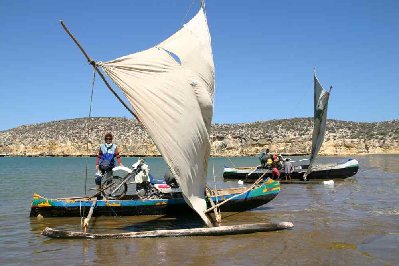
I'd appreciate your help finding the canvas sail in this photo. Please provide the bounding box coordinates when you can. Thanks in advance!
[303,72,331,180]
[98,7,215,226]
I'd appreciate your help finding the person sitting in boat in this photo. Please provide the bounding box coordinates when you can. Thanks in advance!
[284,158,293,181]
[133,159,151,198]
[258,148,270,168]
[95,133,124,190]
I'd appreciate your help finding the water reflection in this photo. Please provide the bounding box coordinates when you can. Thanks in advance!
[360,154,399,173]
[2,155,399,265]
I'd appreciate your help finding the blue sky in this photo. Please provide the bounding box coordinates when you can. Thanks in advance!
[0,0,398,131]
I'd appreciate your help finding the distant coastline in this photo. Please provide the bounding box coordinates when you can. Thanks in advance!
[1,153,398,158]
[1,117,398,157]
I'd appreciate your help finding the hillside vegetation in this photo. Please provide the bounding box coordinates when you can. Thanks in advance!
[0,117,398,156]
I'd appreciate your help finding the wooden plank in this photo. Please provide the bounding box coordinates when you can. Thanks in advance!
[42,222,294,239]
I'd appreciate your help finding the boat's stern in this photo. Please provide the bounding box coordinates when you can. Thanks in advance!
[30,193,52,217]
[263,177,280,192]
[213,177,280,212]
[339,158,360,177]
[222,166,238,178]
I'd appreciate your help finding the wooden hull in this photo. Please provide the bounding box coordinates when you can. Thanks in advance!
[30,178,280,218]
[223,159,359,181]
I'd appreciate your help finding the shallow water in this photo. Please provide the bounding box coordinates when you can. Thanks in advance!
[0,155,398,265]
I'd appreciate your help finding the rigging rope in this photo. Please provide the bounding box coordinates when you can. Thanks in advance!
[181,0,196,25]
[84,67,96,195]
[227,157,237,168]
[212,162,220,208]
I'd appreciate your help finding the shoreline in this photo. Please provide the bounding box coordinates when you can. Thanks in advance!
[2,118,398,158]
[1,152,398,158]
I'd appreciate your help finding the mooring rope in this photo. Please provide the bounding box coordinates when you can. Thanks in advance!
[212,162,219,204]
[227,157,237,168]
[84,67,96,195]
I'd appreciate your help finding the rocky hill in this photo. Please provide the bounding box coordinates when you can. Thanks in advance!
[0,117,398,156]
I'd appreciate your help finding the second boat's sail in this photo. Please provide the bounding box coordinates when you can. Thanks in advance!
[99,7,214,226]
[303,71,331,180]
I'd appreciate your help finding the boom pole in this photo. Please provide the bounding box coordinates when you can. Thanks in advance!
[59,20,140,121]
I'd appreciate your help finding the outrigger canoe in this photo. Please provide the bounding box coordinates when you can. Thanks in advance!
[30,178,280,218]
[223,158,359,181]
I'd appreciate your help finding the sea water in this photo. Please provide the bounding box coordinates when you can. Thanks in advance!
[0,155,398,265]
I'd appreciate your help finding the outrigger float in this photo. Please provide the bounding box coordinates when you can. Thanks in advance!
[42,221,294,239]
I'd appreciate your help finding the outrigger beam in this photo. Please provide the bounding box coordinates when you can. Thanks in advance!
[59,20,140,122]
[82,198,97,232]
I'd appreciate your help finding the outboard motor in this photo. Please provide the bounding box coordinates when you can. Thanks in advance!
[136,181,151,198]
[164,170,179,188]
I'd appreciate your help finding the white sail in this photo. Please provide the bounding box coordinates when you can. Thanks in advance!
[303,71,331,180]
[99,7,214,226]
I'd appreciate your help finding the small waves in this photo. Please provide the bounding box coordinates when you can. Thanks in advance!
[369,208,399,216]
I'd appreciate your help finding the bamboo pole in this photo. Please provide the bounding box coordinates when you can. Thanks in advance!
[59,20,140,121]
[42,222,294,239]
[55,172,131,201]
[82,198,97,232]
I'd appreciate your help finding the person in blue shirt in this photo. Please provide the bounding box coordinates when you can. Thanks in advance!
[95,133,124,189]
